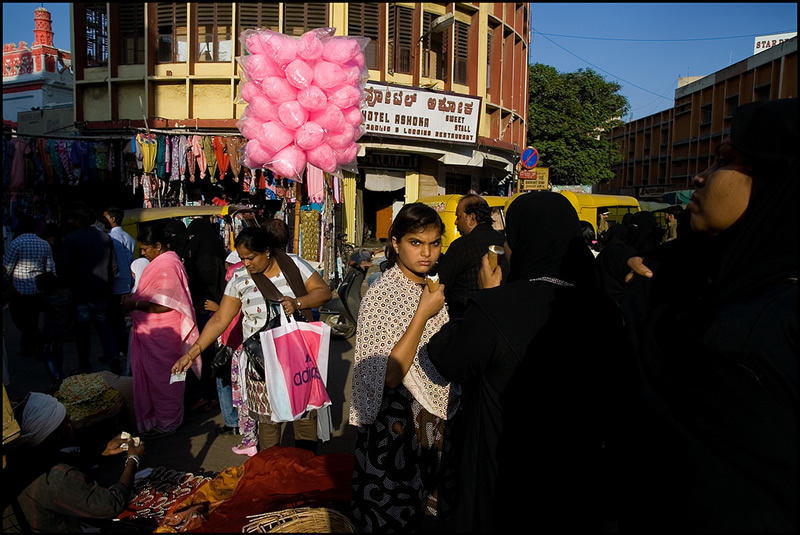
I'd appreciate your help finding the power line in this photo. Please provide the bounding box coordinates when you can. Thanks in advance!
[533,29,797,42]
[531,27,674,101]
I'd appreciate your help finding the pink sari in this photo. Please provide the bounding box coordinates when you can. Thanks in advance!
[130,251,199,433]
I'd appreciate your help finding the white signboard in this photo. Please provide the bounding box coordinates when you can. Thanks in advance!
[362,81,481,145]
[754,32,797,55]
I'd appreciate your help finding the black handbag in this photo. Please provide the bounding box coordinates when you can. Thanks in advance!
[210,345,234,379]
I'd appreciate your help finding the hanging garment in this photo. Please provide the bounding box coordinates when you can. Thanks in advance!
[306,164,325,204]
[156,136,167,178]
[136,133,158,175]
[9,138,30,191]
[94,143,109,182]
[165,136,171,176]
[202,136,217,183]
[170,136,183,181]
[226,136,246,182]
[300,210,320,262]
[190,135,206,180]
[36,138,53,185]
[213,136,230,180]
[4,139,15,188]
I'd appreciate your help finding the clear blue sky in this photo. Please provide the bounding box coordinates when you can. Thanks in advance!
[4,3,797,122]
[530,3,797,120]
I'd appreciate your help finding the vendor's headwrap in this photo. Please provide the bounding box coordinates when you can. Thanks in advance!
[20,393,67,447]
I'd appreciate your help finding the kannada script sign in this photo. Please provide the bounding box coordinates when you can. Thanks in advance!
[361,81,481,145]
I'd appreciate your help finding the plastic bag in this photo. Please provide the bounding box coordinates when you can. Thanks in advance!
[236,27,370,181]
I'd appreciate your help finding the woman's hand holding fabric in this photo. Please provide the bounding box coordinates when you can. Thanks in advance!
[479,253,503,289]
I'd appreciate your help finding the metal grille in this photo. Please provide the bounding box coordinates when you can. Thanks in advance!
[284,3,329,37]
[85,3,108,67]
[454,21,469,85]
[347,3,379,69]
[119,3,144,65]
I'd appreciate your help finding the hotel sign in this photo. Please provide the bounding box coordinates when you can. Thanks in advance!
[361,81,481,145]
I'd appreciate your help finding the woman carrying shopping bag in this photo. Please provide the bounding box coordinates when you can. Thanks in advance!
[172,225,331,454]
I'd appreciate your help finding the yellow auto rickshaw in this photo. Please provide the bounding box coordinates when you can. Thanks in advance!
[415,194,511,252]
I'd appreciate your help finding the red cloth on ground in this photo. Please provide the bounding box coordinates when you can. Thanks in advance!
[192,447,354,533]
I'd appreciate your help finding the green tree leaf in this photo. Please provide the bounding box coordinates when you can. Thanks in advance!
[527,64,628,186]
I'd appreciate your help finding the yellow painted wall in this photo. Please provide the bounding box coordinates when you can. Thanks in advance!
[118,83,147,120]
[154,83,187,119]
[191,83,232,119]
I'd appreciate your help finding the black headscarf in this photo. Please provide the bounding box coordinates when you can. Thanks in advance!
[164,220,189,262]
[185,218,227,306]
[505,191,596,287]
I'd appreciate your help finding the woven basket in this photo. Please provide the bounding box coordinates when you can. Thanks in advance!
[242,507,355,533]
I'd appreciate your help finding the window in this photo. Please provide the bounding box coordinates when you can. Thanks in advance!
[388,4,413,75]
[238,4,279,55]
[486,28,493,89]
[284,3,328,37]
[119,3,145,65]
[445,173,471,194]
[725,95,739,117]
[197,3,233,62]
[422,11,446,79]
[453,21,469,85]
[85,3,108,67]
[755,85,771,102]
[157,3,187,63]
[700,104,712,125]
[348,4,379,70]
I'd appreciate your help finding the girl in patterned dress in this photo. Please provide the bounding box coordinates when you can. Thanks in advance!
[349,203,460,532]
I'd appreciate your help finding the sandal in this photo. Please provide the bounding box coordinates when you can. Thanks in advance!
[232,444,258,457]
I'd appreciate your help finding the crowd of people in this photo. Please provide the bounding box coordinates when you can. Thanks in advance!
[1,98,797,532]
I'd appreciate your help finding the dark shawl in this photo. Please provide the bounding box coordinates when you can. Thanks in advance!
[620,99,798,532]
[428,191,629,532]
[185,218,227,306]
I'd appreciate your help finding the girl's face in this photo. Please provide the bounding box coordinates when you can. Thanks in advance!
[139,242,164,261]
[687,140,753,236]
[392,225,442,282]
[236,244,270,274]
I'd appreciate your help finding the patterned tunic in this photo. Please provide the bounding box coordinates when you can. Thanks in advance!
[350,264,459,532]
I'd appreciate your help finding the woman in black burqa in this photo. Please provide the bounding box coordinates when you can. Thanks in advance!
[620,98,798,532]
[427,191,632,532]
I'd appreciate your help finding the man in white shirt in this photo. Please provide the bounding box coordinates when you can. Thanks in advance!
[3,215,56,356]
[104,207,135,373]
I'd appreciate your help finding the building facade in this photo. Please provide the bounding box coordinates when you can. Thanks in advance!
[599,36,797,200]
[68,2,529,243]
[2,7,73,135]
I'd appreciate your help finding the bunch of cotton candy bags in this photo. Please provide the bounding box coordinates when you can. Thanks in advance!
[236,27,369,181]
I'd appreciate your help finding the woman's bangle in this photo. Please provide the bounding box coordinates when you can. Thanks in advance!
[296,299,302,309]
[125,455,140,469]
[192,342,203,355]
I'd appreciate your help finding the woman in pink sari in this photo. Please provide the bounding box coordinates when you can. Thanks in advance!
[122,223,199,437]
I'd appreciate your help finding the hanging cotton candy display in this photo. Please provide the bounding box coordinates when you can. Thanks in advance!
[236,27,369,181]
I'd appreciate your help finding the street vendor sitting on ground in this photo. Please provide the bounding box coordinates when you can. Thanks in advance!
[4,392,146,533]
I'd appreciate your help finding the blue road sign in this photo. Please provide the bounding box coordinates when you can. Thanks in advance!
[521,147,539,168]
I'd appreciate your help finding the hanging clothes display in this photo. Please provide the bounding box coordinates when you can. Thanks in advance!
[169,136,182,181]
[136,133,158,175]
[36,138,53,184]
[226,136,246,182]
[9,138,30,192]
[213,136,230,180]
[190,135,205,181]
[300,209,320,262]
[306,164,325,204]
[201,136,217,183]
